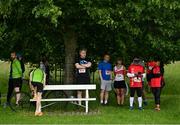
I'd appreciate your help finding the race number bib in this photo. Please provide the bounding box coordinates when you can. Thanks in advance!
[133,77,142,83]
[79,69,86,73]
[106,70,111,75]
[116,74,123,78]
[116,74,124,81]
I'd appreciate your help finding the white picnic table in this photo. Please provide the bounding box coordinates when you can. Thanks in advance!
[30,84,96,113]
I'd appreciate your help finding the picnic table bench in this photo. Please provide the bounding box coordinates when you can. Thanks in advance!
[30,84,96,113]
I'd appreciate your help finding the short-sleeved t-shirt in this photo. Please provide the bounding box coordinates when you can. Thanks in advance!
[75,57,91,82]
[98,61,112,80]
[10,59,22,79]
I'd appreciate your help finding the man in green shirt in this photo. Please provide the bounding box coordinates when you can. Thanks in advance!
[29,64,46,116]
[6,52,23,106]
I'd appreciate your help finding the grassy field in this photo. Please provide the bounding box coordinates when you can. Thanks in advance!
[0,61,180,124]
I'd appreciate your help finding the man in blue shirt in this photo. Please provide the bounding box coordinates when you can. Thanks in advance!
[98,54,112,105]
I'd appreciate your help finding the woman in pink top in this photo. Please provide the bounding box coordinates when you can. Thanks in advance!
[113,59,126,105]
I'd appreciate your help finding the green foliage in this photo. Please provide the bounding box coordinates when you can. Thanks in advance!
[32,0,62,26]
[79,0,180,63]
[0,0,179,64]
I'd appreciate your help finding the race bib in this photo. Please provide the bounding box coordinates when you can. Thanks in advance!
[133,77,142,83]
[79,69,86,73]
[115,74,124,81]
[116,74,123,78]
[106,70,111,75]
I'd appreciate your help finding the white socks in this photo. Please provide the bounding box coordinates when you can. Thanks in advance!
[138,97,143,108]
[130,97,134,107]
[100,100,103,104]
[101,100,108,104]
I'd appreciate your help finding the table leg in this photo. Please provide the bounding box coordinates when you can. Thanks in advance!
[85,89,89,113]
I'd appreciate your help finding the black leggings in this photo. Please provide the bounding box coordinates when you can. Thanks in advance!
[7,79,14,103]
[151,87,161,105]
[130,88,142,97]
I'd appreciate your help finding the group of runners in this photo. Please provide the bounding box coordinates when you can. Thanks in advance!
[5,52,48,116]
[5,50,165,116]
[76,49,165,111]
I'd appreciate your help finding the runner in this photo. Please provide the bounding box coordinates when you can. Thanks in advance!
[75,48,92,105]
[127,58,146,110]
[113,58,126,106]
[149,61,163,111]
[29,64,46,116]
[98,54,112,105]
[6,52,23,106]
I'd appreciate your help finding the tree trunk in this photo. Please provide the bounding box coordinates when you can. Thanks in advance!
[64,29,77,85]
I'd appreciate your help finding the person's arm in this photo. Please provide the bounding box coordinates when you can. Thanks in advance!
[142,67,146,79]
[152,73,161,78]
[123,66,127,76]
[29,72,34,91]
[81,62,92,68]
[152,67,161,78]
[98,63,103,81]
[75,63,86,69]
[110,71,113,80]
[142,73,146,79]
[127,73,135,78]
[98,70,103,81]
[113,67,116,80]
[127,67,135,78]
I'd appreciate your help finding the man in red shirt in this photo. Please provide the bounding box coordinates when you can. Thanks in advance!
[150,61,162,111]
[127,58,146,110]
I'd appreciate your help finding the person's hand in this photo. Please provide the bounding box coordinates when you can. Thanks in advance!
[31,90,34,96]
[134,73,138,77]
[81,64,87,68]
[100,76,103,82]
[111,79,114,83]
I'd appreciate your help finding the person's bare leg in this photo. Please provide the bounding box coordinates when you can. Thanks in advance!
[15,87,20,105]
[38,92,43,116]
[100,90,105,104]
[35,92,39,116]
[104,91,109,104]
[35,92,43,116]
[120,88,125,105]
[33,87,37,100]
[116,89,121,105]
[77,91,82,105]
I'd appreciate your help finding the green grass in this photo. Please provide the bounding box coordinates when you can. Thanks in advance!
[0,61,180,124]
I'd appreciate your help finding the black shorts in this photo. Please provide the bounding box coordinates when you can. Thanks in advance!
[12,78,22,88]
[32,82,44,93]
[114,81,126,89]
[130,87,142,97]
[77,77,90,84]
